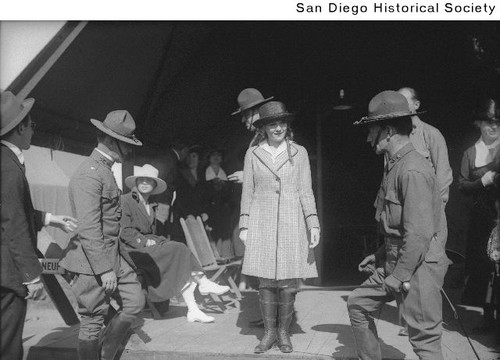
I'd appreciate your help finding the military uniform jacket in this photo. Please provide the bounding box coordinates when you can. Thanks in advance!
[1,145,45,296]
[240,142,320,280]
[59,149,134,275]
[374,143,443,282]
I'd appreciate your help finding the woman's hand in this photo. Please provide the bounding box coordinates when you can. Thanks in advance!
[239,229,248,243]
[228,171,244,184]
[481,170,496,187]
[309,227,320,248]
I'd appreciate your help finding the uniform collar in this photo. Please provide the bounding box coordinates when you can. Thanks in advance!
[91,148,114,168]
[386,142,415,172]
[411,116,423,135]
[1,140,24,164]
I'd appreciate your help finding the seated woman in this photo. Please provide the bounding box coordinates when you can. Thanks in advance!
[120,164,230,323]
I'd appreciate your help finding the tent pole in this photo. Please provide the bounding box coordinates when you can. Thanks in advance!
[15,21,87,100]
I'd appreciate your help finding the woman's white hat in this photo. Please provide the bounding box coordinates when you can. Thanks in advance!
[125,164,167,195]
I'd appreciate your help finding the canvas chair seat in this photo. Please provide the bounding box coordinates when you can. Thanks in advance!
[180,215,242,311]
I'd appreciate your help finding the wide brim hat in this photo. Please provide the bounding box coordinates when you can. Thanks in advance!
[252,101,294,128]
[354,90,425,126]
[90,110,142,146]
[1,91,35,136]
[125,164,167,195]
[231,88,274,115]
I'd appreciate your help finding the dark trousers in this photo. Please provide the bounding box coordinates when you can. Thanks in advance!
[1,287,27,360]
[71,258,145,342]
[347,257,449,360]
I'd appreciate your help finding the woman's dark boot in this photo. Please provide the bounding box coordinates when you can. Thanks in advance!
[254,287,278,354]
[277,287,295,353]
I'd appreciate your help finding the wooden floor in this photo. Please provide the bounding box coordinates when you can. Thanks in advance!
[23,282,499,360]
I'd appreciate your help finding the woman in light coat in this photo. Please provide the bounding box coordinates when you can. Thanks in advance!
[239,101,320,353]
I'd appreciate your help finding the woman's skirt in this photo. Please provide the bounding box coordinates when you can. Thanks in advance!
[129,241,203,301]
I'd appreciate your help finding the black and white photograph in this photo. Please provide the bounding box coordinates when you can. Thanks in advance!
[1,4,500,359]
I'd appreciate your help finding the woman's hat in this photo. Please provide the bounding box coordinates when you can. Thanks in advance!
[90,110,142,146]
[472,97,500,122]
[1,91,35,136]
[252,101,295,128]
[231,88,274,116]
[125,164,167,195]
[354,90,425,125]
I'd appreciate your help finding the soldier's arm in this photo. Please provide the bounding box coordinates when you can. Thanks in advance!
[71,170,113,275]
[427,128,453,203]
[392,170,436,282]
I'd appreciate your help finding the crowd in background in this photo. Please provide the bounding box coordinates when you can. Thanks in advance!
[2,86,500,360]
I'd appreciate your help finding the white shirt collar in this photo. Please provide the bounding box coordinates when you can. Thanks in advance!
[474,137,500,167]
[259,140,287,162]
[95,147,114,162]
[1,140,24,164]
[205,166,228,181]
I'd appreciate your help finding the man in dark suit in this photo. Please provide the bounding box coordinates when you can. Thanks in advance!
[59,110,145,360]
[1,91,77,360]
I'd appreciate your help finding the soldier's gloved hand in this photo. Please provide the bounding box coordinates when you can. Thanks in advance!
[384,274,403,293]
[358,254,376,273]
[100,270,117,294]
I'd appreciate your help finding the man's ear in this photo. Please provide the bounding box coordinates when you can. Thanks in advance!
[16,121,27,135]
[385,125,394,139]
[414,100,421,111]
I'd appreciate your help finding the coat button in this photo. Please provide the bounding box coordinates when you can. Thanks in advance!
[275,190,280,194]
[275,177,280,181]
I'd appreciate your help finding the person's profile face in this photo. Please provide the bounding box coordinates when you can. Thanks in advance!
[398,88,419,113]
[209,152,222,166]
[19,116,35,150]
[242,108,259,130]
[366,124,387,155]
[187,152,199,168]
[117,141,134,163]
[136,177,156,194]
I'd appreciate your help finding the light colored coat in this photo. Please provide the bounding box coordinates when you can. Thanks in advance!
[240,141,320,280]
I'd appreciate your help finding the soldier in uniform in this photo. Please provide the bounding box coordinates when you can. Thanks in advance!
[348,91,450,360]
[59,110,145,360]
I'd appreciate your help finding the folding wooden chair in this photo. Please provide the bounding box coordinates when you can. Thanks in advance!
[180,215,242,311]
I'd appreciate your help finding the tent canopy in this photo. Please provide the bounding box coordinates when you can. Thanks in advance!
[5,21,498,156]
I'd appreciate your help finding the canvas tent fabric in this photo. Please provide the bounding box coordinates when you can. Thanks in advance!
[24,145,85,250]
